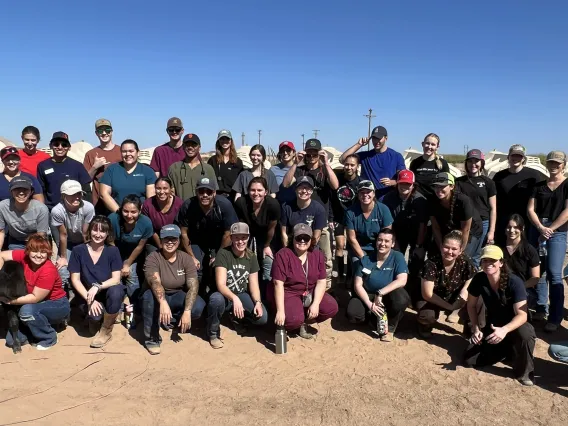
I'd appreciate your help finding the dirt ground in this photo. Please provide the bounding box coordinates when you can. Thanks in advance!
[1,291,567,426]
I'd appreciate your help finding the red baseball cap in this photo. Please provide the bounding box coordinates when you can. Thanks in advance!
[397,170,415,184]
[279,141,296,152]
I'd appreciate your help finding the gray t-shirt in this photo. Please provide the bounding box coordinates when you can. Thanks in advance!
[50,201,95,244]
[232,170,279,195]
[0,199,49,242]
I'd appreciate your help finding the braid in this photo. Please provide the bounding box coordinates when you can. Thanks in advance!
[498,263,510,293]
[448,187,458,227]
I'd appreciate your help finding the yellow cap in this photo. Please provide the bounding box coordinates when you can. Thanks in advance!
[480,245,504,260]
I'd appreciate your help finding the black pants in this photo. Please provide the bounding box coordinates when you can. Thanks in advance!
[463,322,536,381]
[346,287,410,332]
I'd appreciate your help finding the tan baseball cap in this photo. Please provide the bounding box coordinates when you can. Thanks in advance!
[293,223,313,238]
[95,118,112,129]
[167,117,183,128]
[230,222,250,235]
[546,151,566,163]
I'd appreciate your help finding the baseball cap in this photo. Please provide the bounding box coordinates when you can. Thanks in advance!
[397,170,415,184]
[466,149,485,161]
[0,147,20,161]
[293,223,313,238]
[160,224,181,239]
[9,175,33,191]
[432,172,455,187]
[217,129,233,141]
[167,117,183,128]
[357,180,375,192]
[279,141,296,152]
[371,126,388,139]
[546,151,566,163]
[305,138,321,151]
[183,133,201,145]
[196,177,216,191]
[508,144,526,157]
[60,180,84,196]
[295,176,314,189]
[95,118,112,129]
[230,222,250,235]
[50,131,70,145]
[480,245,504,261]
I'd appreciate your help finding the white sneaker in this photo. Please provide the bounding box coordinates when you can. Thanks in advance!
[36,336,57,351]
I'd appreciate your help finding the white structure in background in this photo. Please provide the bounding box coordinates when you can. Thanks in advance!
[484,150,549,178]
[236,145,273,169]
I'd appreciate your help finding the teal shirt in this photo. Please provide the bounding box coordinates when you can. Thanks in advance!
[345,201,394,252]
[355,250,408,293]
[100,162,156,205]
[108,212,153,261]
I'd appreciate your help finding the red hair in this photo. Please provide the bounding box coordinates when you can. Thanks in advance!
[24,234,53,257]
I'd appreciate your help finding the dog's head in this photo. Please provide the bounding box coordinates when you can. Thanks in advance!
[0,260,27,302]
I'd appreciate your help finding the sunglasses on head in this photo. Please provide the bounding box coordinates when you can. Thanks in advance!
[295,235,311,243]
[198,188,214,195]
[96,127,113,135]
[167,127,182,134]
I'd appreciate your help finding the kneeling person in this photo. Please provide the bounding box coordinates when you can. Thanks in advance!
[207,222,268,349]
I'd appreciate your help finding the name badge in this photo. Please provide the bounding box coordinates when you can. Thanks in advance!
[362,268,372,275]
[45,168,54,175]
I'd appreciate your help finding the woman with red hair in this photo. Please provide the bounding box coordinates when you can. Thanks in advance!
[0,234,69,350]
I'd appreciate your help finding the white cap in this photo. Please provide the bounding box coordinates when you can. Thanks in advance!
[60,180,84,195]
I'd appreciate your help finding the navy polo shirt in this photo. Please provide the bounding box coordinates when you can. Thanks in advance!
[100,162,156,205]
[281,200,327,233]
[37,158,92,208]
[355,250,408,293]
[0,172,42,201]
[108,212,153,260]
[68,244,123,288]
[345,201,394,252]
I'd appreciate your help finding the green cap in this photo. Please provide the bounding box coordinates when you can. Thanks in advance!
[432,172,455,187]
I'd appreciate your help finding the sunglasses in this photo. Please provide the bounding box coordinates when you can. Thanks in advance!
[96,127,113,135]
[295,235,311,243]
[51,142,70,148]
[167,127,182,134]
[163,237,179,244]
[304,153,318,158]
[198,188,214,195]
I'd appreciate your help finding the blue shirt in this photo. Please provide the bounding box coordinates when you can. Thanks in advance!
[100,162,155,205]
[358,148,406,198]
[68,244,122,288]
[281,200,326,232]
[108,213,153,260]
[37,158,92,208]
[345,202,394,252]
[355,250,408,293]
[271,163,295,204]
[0,172,42,202]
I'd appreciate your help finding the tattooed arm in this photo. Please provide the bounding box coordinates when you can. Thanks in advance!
[148,271,166,302]
[179,267,200,333]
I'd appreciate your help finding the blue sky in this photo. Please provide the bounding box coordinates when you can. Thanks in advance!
[1,0,566,155]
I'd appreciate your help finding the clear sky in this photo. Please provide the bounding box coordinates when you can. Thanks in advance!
[1,0,566,155]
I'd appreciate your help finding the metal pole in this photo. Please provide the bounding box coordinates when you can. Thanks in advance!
[364,108,376,151]
[258,130,262,145]
[241,132,245,147]
[301,134,305,150]
[313,130,320,139]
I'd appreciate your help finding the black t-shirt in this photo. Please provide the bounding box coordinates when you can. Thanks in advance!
[331,173,361,222]
[456,175,497,221]
[294,165,333,218]
[502,241,540,283]
[493,167,544,223]
[430,191,483,239]
[468,272,527,327]
[381,190,429,240]
[207,156,244,195]
[234,195,281,243]
[409,156,450,201]
[530,180,568,231]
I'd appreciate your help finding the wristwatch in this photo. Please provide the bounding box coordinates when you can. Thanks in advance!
[376,290,383,298]
[254,300,262,305]
[92,282,102,292]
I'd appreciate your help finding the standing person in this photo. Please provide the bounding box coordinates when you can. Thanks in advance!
[232,144,278,200]
[339,126,405,199]
[206,223,268,349]
[270,223,339,339]
[409,133,449,201]
[18,126,50,178]
[0,234,70,351]
[271,141,297,205]
[0,176,49,250]
[493,144,545,245]
[141,177,183,251]
[464,245,536,386]
[99,139,156,213]
[37,132,92,210]
[83,119,122,214]
[51,180,95,293]
[68,216,125,348]
[430,172,483,259]
[527,151,568,332]
[168,133,217,201]
[502,214,540,290]
[0,146,43,202]
[150,117,187,178]
[207,129,244,199]
[456,149,497,266]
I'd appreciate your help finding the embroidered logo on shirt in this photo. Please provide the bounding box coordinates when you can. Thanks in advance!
[177,269,185,276]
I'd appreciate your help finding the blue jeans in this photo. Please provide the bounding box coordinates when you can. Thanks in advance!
[8,242,26,250]
[141,288,206,346]
[544,228,567,325]
[5,297,70,348]
[206,291,268,338]
[58,245,79,293]
[549,342,568,364]
[85,285,127,321]
[464,234,482,268]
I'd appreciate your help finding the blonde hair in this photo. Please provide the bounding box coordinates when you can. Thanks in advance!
[424,133,443,170]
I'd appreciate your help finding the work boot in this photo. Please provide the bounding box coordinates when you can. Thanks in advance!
[91,313,119,348]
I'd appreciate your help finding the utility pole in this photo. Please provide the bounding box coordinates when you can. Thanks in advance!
[364,108,376,151]
[313,129,320,139]
[241,132,245,147]
[301,134,305,150]
[257,130,262,145]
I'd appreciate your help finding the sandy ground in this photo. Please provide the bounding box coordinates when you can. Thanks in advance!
[1,290,567,426]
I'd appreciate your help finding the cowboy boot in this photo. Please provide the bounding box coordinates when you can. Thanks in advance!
[91,312,119,348]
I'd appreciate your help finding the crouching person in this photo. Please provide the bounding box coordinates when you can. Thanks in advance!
[417,230,475,339]
[346,228,410,342]
[463,245,536,386]
[0,234,70,350]
[207,222,268,349]
[69,216,125,348]
[142,225,205,355]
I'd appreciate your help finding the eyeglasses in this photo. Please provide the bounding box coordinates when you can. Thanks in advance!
[96,127,113,135]
[198,188,214,196]
[163,238,179,245]
[51,142,70,148]
[167,127,182,134]
[294,235,311,243]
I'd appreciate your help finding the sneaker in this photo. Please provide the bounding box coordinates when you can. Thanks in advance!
[210,337,224,349]
[518,378,534,387]
[36,336,57,351]
[544,323,558,333]
[145,343,161,355]
[380,333,393,343]
[299,323,314,339]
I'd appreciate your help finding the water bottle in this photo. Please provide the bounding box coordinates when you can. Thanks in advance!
[124,303,134,329]
[377,312,388,338]
[275,326,287,354]
[539,240,547,257]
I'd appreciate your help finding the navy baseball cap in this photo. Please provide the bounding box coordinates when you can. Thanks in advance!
[160,224,181,239]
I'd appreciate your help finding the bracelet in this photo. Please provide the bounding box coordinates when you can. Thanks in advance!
[254,300,262,305]
[92,283,101,291]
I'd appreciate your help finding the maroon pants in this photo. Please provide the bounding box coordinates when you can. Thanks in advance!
[269,290,338,331]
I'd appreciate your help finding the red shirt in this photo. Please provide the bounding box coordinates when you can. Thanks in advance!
[271,248,326,296]
[18,149,51,177]
[12,250,66,301]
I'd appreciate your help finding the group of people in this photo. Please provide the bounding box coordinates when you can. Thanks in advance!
[1,119,566,387]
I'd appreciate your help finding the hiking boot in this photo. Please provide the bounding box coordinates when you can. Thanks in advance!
[299,323,314,339]
[210,337,224,349]
[145,342,161,355]
[91,313,118,348]
[544,323,558,333]
[418,323,433,339]
[380,333,393,343]
[88,318,101,336]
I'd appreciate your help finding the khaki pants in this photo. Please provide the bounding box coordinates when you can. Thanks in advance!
[319,228,333,290]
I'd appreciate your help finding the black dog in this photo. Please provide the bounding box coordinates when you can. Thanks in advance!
[0,261,28,354]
